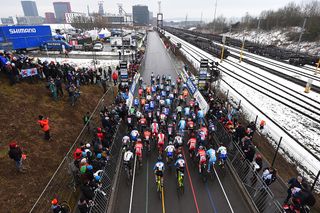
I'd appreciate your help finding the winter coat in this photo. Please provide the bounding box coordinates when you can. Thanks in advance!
[8,147,22,161]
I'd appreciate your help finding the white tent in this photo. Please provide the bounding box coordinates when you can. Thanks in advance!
[98,28,111,39]
[85,30,99,40]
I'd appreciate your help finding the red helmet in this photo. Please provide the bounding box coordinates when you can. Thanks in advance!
[51,198,58,205]
[97,127,102,132]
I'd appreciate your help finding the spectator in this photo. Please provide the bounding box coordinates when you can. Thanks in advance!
[108,66,112,82]
[38,115,51,140]
[48,78,58,101]
[284,176,303,203]
[8,141,25,173]
[112,71,118,86]
[55,77,64,97]
[78,197,89,213]
[261,167,277,186]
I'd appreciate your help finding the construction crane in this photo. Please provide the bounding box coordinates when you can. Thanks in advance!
[157,1,163,28]
[98,1,104,15]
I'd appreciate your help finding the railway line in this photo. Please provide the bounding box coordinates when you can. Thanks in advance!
[166,30,320,175]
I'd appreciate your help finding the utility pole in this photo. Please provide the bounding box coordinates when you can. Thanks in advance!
[213,0,218,33]
[200,12,203,25]
[185,14,188,28]
[296,17,307,54]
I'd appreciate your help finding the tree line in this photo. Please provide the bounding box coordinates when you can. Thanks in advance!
[203,1,320,42]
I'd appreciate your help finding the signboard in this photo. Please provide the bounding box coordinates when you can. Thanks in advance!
[21,68,38,78]
[198,59,208,90]
[194,90,209,114]
[119,61,128,85]
[186,77,197,96]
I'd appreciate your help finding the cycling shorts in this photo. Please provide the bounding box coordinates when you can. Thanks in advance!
[219,154,227,160]
[158,140,164,146]
[155,170,163,177]
[167,152,173,157]
[189,145,196,151]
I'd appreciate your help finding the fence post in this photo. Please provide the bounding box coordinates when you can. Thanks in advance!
[254,115,258,126]
[271,137,282,167]
[238,100,241,108]
[311,170,320,192]
[226,90,229,101]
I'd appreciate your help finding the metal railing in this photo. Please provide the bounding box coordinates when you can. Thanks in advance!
[29,87,114,213]
[88,122,125,213]
[213,119,283,213]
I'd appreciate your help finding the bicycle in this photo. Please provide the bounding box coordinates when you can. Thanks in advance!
[200,163,208,183]
[123,162,132,186]
[176,170,184,198]
[156,175,163,200]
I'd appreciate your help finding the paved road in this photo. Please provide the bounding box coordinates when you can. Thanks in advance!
[114,32,252,213]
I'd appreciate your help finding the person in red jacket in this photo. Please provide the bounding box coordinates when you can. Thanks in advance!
[112,71,118,86]
[38,115,51,140]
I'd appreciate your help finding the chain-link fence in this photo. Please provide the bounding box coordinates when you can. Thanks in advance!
[29,87,115,213]
[213,119,283,213]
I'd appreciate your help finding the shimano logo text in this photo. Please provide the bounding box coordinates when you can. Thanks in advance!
[9,28,37,34]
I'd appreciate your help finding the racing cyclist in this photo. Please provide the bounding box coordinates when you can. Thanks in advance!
[196,146,207,174]
[175,154,185,178]
[206,145,217,173]
[134,139,143,166]
[123,148,134,176]
[217,143,227,166]
[153,157,165,186]
[122,135,131,151]
[157,131,165,155]
[164,142,175,165]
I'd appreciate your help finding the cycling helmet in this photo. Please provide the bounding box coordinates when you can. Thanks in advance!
[153,119,157,122]
[169,141,173,145]
[97,153,102,159]
[82,152,87,158]
[137,138,142,142]
[87,165,93,170]
[97,127,102,132]
[95,175,101,181]
[199,146,204,150]
[177,154,183,159]
[86,143,91,148]
[157,156,162,161]
[256,153,262,159]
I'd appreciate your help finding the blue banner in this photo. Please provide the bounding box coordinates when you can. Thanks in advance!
[186,77,197,96]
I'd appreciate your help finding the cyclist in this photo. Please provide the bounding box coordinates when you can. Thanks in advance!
[139,115,147,133]
[176,105,182,120]
[165,141,175,164]
[122,135,131,151]
[167,122,175,141]
[197,146,207,173]
[167,75,172,84]
[51,198,64,213]
[134,139,143,166]
[175,154,185,177]
[206,145,217,173]
[130,128,140,143]
[187,118,195,137]
[217,143,227,166]
[156,74,160,84]
[157,131,165,154]
[153,156,165,186]
[123,148,134,176]
[197,109,204,126]
[140,96,146,108]
[174,134,183,152]
[178,117,186,136]
[127,114,134,132]
[138,87,143,98]
[187,135,197,158]
[184,105,190,117]
[143,128,152,151]
[197,128,207,147]
[133,97,139,108]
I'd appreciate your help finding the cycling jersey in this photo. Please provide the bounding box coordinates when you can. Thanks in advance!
[140,98,146,106]
[146,95,152,101]
[158,133,165,145]
[133,98,139,107]
[159,99,165,106]
[184,107,190,116]
[124,151,133,162]
[175,158,185,169]
[206,149,217,162]
[174,136,183,146]
[151,123,159,134]
[217,146,227,160]
[198,110,204,118]
[198,149,206,164]
[165,145,175,157]
[160,113,166,121]
[138,88,143,96]
[200,127,208,137]
[189,100,195,107]
[161,91,166,97]
[146,87,151,94]
[139,118,147,125]
[154,161,165,176]
[188,138,197,150]
[122,136,130,145]
[144,131,151,140]
[165,98,171,106]
[187,121,194,129]
[130,130,139,141]
[149,101,155,110]
[198,131,206,141]
[178,120,186,130]
[136,111,142,118]
[151,86,156,94]
[144,103,149,112]
[163,107,170,116]
[176,106,182,113]
[169,93,174,100]
[156,95,161,101]
[135,143,143,157]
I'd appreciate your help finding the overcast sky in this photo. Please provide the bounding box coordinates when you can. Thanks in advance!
[0,0,314,21]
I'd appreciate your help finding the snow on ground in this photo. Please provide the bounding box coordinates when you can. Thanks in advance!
[222,28,320,56]
[45,50,134,56]
[38,57,120,70]
[167,31,320,187]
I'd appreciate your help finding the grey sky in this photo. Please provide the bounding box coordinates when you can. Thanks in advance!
[0,0,315,21]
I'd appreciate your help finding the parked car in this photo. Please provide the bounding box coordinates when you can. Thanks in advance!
[93,43,103,51]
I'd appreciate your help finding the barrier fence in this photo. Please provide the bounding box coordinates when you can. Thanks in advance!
[213,119,283,213]
[29,87,114,213]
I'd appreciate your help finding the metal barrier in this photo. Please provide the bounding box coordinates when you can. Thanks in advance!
[88,122,125,213]
[29,87,114,213]
[213,119,283,213]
